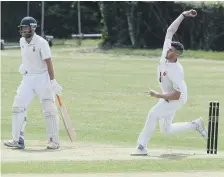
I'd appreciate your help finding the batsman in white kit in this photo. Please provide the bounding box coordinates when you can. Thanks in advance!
[131,10,208,156]
[4,16,62,149]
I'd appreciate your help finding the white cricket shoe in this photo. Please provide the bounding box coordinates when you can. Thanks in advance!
[47,141,60,149]
[193,118,208,140]
[130,144,148,156]
[4,139,25,149]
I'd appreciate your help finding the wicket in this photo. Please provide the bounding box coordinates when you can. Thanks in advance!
[207,101,219,154]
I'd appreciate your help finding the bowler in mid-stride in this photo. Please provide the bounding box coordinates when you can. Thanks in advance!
[131,9,208,155]
[4,16,62,149]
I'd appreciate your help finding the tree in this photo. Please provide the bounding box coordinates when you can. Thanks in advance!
[124,1,138,48]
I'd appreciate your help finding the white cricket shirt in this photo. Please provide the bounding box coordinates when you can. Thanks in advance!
[157,61,187,104]
[157,15,187,104]
[20,33,51,74]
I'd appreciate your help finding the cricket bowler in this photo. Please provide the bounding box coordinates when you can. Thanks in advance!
[131,10,208,155]
[4,16,62,149]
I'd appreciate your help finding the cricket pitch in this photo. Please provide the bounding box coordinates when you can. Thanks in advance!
[2,140,224,162]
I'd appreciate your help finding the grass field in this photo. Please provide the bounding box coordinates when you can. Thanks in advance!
[1,40,224,176]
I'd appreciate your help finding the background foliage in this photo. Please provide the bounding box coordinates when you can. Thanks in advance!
[1,1,224,50]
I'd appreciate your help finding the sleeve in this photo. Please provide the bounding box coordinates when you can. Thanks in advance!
[19,38,24,60]
[40,40,51,60]
[160,14,185,61]
[19,38,23,49]
[168,68,185,93]
[161,34,172,59]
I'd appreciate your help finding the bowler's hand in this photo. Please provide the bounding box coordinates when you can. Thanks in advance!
[182,9,197,17]
[145,88,159,98]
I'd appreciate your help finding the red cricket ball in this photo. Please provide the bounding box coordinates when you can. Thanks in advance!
[191,10,197,16]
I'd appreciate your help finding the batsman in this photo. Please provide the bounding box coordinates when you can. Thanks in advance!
[131,10,208,155]
[4,16,62,149]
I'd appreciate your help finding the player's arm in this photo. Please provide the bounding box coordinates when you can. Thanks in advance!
[45,58,62,94]
[161,14,184,58]
[147,69,184,101]
[153,90,180,101]
[40,40,54,79]
[18,38,27,75]
[45,58,54,80]
[161,10,197,58]
[41,40,62,94]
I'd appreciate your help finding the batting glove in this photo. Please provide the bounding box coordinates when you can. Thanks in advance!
[51,79,63,95]
[19,64,27,75]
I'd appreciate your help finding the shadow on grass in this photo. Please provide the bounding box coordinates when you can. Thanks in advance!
[7,145,75,153]
[158,152,194,160]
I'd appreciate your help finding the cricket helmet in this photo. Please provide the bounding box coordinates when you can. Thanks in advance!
[18,16,37,38]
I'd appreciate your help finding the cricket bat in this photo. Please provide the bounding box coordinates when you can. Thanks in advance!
[56,95,76,142]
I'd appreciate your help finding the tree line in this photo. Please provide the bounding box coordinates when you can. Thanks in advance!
[1,1,224,51]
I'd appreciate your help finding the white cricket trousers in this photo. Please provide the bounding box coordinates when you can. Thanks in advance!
[12,71,58,142]
[14,71,55,107]
[138,99,196,147]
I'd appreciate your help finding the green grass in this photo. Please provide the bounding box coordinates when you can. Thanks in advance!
[105,48,224,60]
[1,45,224,173]
[53,38,102,47]
[52,39,224,60]
[2,159,224,173]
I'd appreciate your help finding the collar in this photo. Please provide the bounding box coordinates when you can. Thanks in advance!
[165,57,178,63]
[26,33,37,45]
